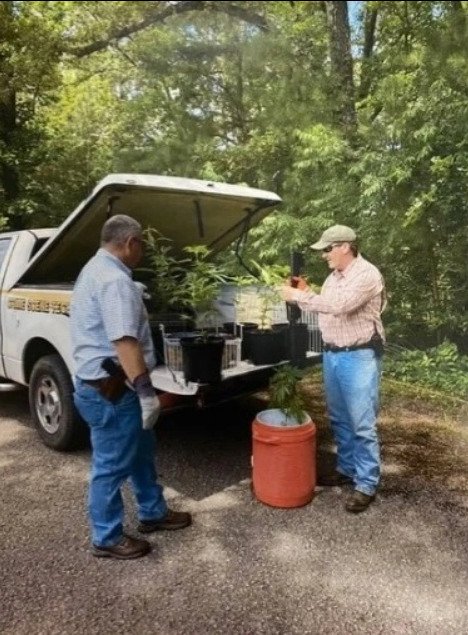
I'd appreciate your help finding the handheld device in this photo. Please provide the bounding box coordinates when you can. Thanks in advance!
[287,250,304,323]
[287,250,309,368]
[102,357,120,376]
[290,251,304,289]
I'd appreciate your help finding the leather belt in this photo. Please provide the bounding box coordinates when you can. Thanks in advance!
[323,341,374,353]
[82,378,107,388]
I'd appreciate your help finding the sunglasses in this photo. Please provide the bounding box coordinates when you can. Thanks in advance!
[322,242,343,253]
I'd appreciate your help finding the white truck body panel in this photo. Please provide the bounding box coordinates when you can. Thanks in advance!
[2,287,72,384]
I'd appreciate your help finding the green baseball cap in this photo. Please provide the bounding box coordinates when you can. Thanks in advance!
[311,224,357,250]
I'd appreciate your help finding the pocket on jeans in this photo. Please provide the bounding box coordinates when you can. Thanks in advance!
[74,388,108,428]
[75,381,101,401]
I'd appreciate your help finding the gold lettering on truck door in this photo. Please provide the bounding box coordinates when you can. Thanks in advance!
[6,293,70,314]
[8,297,26,310]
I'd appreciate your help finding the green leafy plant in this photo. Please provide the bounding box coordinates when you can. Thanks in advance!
[245,261,289,330]
[383,342,468,398]
[141,233,233,336]
[269,365,308,425]
[140,228,188,314]
[177,245,232,335]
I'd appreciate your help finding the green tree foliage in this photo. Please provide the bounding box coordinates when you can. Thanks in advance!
[0,0,466,354]
[0,0,63,228]
[384,341,468,397]
[353,1,468,349]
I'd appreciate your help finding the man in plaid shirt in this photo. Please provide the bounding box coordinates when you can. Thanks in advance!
[282,225,385,513]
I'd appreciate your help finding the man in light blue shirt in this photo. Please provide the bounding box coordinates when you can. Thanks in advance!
[71,214,191,559]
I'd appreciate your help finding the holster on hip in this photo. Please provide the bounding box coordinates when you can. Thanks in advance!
[98,374,129,402]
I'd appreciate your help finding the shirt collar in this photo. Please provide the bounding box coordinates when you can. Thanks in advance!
[96,248,132,277]
[333,254,362,279]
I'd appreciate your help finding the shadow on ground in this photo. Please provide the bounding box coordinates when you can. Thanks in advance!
[2,372,467,504]
[301,370,468,500]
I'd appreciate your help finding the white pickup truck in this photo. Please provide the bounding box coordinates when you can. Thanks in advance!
[0,174,321,451]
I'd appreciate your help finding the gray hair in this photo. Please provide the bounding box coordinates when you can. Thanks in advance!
[100,214,142,246]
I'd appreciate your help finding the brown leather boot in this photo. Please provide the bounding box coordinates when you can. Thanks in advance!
[345,490,376,514]
[138,509,192,533]
[92,534,151,559]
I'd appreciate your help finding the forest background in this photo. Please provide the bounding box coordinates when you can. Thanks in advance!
[1,0,467,395]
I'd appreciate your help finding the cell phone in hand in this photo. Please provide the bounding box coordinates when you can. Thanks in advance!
[291,251,304,287]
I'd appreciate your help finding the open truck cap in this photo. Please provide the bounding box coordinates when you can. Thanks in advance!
[16,174,282,286]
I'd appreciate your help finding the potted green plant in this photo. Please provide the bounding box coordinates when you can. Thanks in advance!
[241,262,289,365]
[138,229,194,363]
[251,365,316,508]
[177,246,230,331]
[140,229,186,314]
[267,365,310,425]
[176,245,233,383]
[140,233,233,381]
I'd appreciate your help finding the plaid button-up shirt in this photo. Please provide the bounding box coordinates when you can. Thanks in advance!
[291,255,386,348]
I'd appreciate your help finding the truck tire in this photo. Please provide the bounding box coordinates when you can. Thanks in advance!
[29,354,87,451]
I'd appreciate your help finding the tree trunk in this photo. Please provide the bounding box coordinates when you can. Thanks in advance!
[325,1,357,136]
[449,1,466,41]
[234,44,249,145]
[358,3,378,100]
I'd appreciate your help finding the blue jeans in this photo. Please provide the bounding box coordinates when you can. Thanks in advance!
[323,349,381,496]
[74,379,167,547]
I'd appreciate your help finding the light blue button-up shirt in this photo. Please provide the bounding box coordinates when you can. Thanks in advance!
[70,248,155,380]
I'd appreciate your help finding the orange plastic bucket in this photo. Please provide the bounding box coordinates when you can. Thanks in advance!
[252,410,316,508]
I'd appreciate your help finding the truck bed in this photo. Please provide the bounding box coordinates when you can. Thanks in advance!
[150,351,322,399]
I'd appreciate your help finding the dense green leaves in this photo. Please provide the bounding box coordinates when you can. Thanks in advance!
[384,342,468,397]
[0,0,466,356]
[269,364,308,424]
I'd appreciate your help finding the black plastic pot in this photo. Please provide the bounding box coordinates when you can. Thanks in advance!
[222,322,236,335]
[288,323,309,368]
[247,329,285,365]
[180,336,225,383]
[223,322,259,360]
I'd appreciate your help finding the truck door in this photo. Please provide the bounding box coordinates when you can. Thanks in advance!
[0,236,13,377]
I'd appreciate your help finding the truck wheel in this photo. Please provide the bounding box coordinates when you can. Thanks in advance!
[29,354,87,451]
